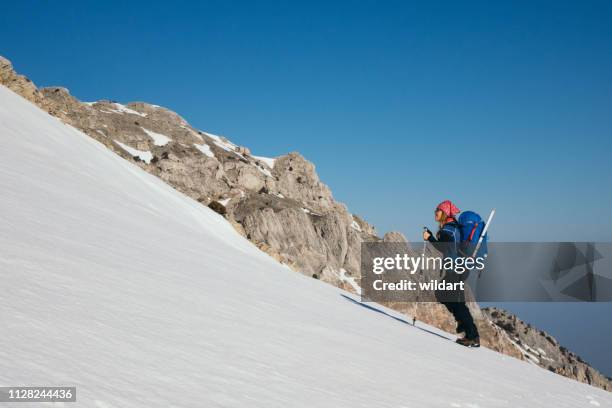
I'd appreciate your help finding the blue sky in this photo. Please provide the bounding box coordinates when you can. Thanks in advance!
[2,1,612,374]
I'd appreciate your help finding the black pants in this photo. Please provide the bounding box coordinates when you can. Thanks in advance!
[435,269,479,339]
[441,301,479,339]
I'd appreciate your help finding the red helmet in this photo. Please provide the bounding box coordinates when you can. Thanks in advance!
[436,200,460,218]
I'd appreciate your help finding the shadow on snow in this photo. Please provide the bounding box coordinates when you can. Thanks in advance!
[340,294,452,342]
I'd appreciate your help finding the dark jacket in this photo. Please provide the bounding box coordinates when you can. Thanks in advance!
[427,221,461,260]
[428,220,467,303]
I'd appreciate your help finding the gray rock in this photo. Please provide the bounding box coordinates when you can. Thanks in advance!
[383,231,408,242]
[483,307,611,391]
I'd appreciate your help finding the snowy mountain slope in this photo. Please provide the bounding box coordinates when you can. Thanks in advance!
[0,84,610,407]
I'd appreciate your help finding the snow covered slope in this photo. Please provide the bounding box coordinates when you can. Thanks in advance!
[0,84,610,408]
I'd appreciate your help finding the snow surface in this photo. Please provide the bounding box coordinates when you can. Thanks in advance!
[113,140,153,164]
[339,268,362,295]
[204,131,238,153]
[193,143,215,158]
[218,197,231,206]
[111,103,147,117]
[252,155,276,169]
[141,127,171,146]
[1,84,611,408]
[254,162,273,177]
[202,132,272,176]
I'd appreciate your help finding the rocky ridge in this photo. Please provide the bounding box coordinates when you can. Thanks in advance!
[484,307,611,391]
[1,55,609,391]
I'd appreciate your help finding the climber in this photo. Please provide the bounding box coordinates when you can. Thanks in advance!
[423,200,480,347]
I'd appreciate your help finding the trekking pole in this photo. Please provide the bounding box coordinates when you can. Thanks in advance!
[419,227,429,275]
[414,227,430,326]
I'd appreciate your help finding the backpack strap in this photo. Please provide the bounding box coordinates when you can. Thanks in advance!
[441,222,460,242]
[467,222,479,242]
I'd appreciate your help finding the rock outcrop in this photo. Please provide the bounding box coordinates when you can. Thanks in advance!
[2,55,609,391]
[0,56,44,106]
[484,307,611,391]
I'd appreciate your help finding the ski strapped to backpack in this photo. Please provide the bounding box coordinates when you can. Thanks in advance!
[471,209,495,258]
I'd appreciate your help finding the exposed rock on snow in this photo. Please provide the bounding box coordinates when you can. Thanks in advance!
[194,143,215,158]
[252,155,276,169]
[484,307,611,391]
[110,103,147,116]
[114,140,153,163]
[141,127,171,146]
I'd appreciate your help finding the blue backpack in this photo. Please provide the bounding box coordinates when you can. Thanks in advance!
[457,211,488,258]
